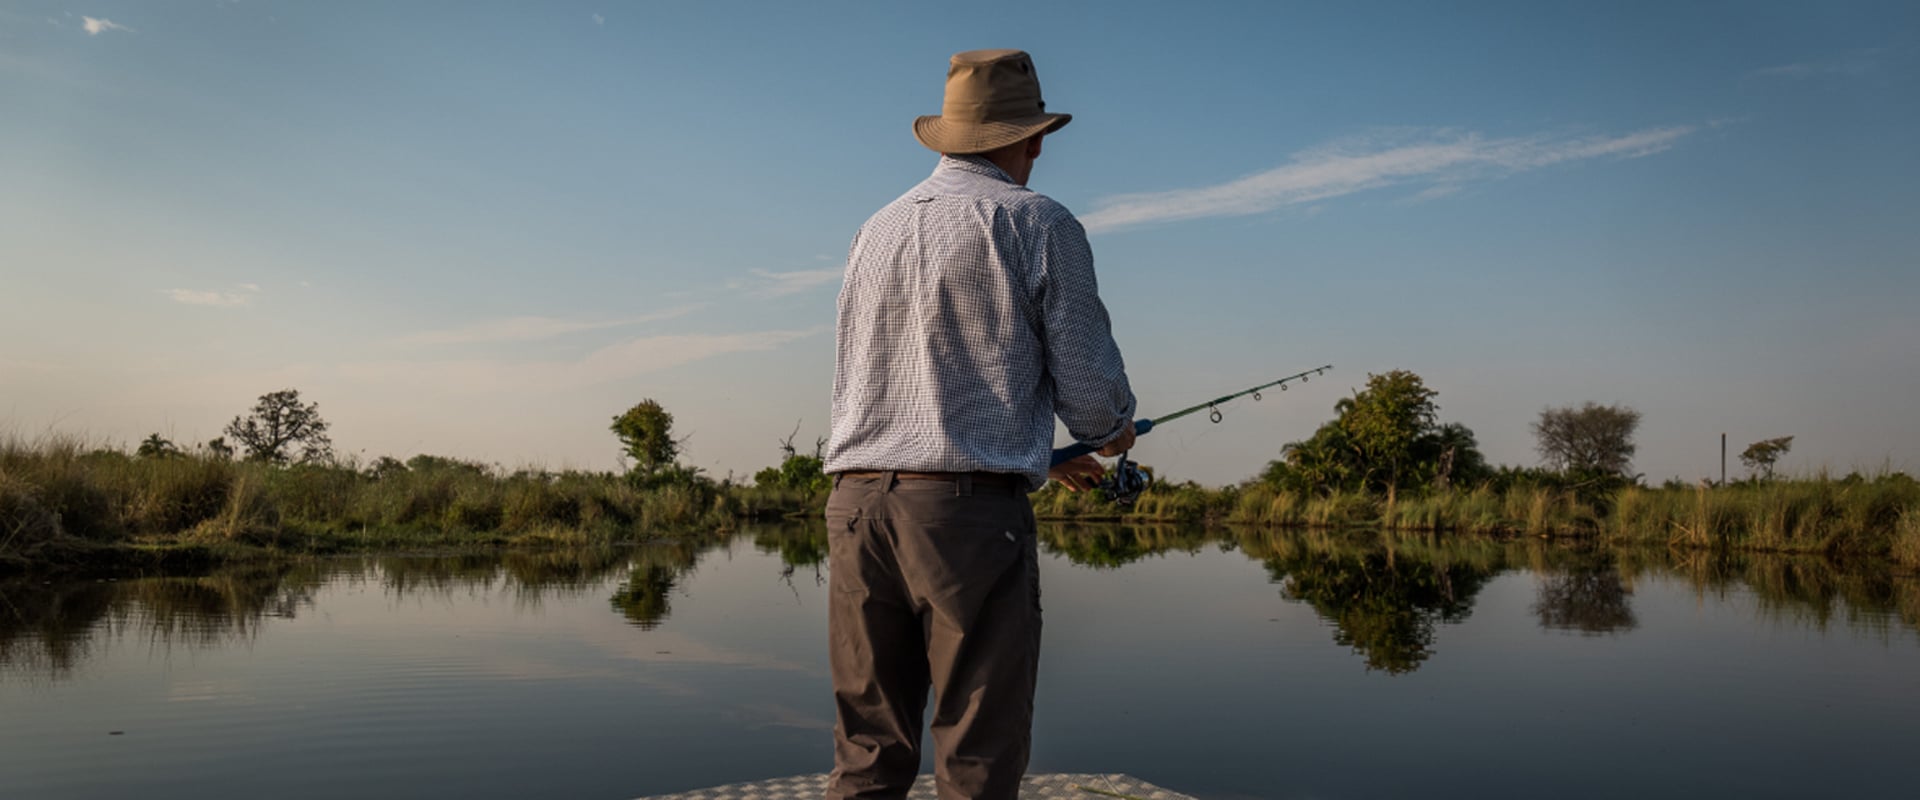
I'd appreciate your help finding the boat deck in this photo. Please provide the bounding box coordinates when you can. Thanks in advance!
[634,772,1196,800]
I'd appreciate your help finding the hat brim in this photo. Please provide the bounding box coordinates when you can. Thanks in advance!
[913,112,1071,155]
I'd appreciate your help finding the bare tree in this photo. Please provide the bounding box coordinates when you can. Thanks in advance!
[1532,402,1641,478]
[225,389,333,464]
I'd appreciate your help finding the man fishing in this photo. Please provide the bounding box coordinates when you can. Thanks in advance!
[821,49,1137,800]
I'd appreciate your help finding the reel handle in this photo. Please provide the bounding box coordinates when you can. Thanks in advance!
[1049,418,1155,467]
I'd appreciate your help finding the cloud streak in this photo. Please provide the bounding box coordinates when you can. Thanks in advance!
[1748,49,1882,80]
[1079,125,1697,232]
[398,306,699,346]
[344,327,827,393]
[163,286,259,307]
[734,267,843,297]
[81,17,133,35]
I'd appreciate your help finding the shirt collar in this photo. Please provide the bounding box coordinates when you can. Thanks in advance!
[937,154,1016,184]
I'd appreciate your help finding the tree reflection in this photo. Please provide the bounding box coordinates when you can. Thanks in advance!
[1251,531,1496,674]
[1038,523,1210,568]
[1534,551,1637,635]
[609,538,709,629]
[7,527,1917,682]
[753,524,828,569]
[0,563,324,678]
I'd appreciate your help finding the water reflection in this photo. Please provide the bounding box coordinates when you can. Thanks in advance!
[1039,523,1211,568]
[1533,549,1638,635]
[4,525,1918,681]
[1247,530,1497,674]
[752,523,828,569]
[0,562,325,677]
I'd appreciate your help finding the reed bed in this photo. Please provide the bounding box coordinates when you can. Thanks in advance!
[1893,507,1920,568]
[0,434,819,568]
[1607,475,1919,556]
[1054,470,1917,558]
[5,433,1915,568]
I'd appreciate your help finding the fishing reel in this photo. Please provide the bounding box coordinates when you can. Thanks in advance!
[1100,451,1153,509]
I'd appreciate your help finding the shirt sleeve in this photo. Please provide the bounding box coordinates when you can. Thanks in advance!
[1036,214,1137,448]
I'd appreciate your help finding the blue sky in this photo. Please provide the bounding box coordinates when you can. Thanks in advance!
[3,1,1916,485]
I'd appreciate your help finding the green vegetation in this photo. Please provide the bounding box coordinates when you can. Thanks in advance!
[1032,471,1920,558]
[610,399,689,484]
[1261,370,1492,501]
[6,373,1916,570]
[0,434,821,571]
[1030,369,1918,561]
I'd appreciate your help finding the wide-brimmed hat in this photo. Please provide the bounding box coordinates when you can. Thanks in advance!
[913,49,1071,155]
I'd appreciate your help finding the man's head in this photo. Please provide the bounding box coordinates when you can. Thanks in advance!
[975,133,1045,186]
[913,49,1069,167]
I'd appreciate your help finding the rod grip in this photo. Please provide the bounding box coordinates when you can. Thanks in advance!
[1048,418,1154,467]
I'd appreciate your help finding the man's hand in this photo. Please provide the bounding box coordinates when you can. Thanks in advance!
[1096,419,1137,457]
[1048,454,1105,492]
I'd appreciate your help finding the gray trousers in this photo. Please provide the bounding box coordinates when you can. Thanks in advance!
[824,472,1041,800]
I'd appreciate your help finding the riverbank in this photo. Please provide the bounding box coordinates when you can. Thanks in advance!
[7,437,1916,571]
[0,438,820,572]
[1033,473,1920,562]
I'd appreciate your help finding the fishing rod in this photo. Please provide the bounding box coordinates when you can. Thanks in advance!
[1049,364,1333,506]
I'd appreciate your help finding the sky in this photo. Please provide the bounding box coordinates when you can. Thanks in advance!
[2,1,1916,486]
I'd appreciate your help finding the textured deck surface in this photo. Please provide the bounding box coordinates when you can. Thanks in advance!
[634,772,1195,800]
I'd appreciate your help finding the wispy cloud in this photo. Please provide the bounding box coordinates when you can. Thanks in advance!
[592,13,605,27]
[1402,184,1463,204]
[733,268,843,297]
[398,306,699,346]
[1079,125,1697,232]
[163,285,260,307]
[81,16,133,35]
[345,327,827,393]
[1748,49,1883,80]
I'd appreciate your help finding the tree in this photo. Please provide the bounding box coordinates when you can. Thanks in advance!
[1411,422,1491,492]
[366,456,409,481]
[610,399,680,477]
[224,389,333,464]
[1338,371,1439,502]
[1267,370,1485,499]
[1531,402,1641,479]
[136,433,181,459]
[1740,436,1794,480]
[205,437,234,460]
[753,423,830,494]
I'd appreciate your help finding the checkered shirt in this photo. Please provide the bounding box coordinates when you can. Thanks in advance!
[824,155,1135,490]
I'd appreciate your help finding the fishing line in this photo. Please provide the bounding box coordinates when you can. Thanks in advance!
[1049,364,1333,507]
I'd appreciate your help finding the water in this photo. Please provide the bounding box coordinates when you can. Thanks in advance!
[4,526,1918,800]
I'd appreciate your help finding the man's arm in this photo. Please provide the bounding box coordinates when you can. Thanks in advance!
[1036,214,1136,451]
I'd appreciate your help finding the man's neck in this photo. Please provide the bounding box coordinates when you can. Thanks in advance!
[981,150,1032,186]
[950,152,1030,186]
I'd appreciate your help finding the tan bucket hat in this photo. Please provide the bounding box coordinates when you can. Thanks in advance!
[913,49,1072,155]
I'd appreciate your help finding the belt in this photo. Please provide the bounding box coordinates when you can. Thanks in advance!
[834,470,1029,495]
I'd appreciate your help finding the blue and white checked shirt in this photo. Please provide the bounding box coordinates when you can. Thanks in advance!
[825,155,1136,490]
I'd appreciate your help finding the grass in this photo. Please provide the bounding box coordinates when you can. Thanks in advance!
[0,434,823,571]
[1046,468,1919,560]
[7,433,1916,569]
[1894,506,1920,568]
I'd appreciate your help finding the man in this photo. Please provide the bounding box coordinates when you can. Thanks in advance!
[822,49,1137,800]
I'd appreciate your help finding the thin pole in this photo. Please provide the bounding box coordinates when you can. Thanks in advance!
[1720,433,1726,486]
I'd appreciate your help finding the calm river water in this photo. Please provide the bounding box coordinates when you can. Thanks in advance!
[4,525,1918,799]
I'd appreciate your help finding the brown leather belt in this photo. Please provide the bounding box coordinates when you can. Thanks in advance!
[835,470,1028,494]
